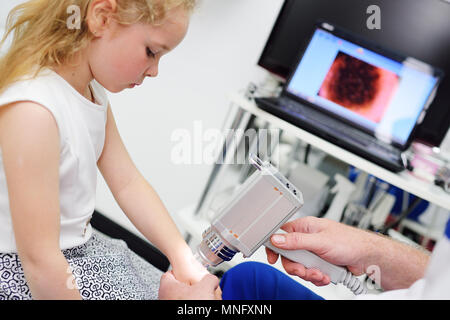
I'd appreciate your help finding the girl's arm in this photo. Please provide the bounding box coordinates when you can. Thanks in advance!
[97,105,207,284]
[0,102,81,300]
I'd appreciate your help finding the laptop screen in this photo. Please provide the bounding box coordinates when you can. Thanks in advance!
[286,26,441,147]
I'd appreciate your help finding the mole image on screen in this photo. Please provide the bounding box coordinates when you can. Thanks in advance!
[318,51,399,123]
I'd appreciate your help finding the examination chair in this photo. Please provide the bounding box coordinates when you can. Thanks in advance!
[91,210,170,272]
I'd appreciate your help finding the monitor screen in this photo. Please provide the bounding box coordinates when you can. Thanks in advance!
[258,0,450,147]
[286,27,441,147]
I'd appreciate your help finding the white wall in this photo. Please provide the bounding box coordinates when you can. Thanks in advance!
[1,1,284,238]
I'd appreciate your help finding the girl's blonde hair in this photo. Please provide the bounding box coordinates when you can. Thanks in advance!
[0,0,196,94]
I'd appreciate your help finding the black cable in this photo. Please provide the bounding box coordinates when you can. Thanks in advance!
[380,197,422,235]
[304,144,311,164]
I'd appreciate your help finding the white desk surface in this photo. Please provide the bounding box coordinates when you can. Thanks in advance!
[229,93,450,211]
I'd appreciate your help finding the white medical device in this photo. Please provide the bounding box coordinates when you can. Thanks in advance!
[196,154,367,295]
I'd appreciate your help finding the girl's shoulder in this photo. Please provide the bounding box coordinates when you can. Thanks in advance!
[0,68,61,101]
[0,69,78,145]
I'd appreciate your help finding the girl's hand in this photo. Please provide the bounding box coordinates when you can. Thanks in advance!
[159,271,221,300]
[170,246,210,285]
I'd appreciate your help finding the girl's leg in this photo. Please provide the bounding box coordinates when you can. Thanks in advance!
[220,261,324,300]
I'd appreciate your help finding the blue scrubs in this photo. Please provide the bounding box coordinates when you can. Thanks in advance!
[220,261,324,300]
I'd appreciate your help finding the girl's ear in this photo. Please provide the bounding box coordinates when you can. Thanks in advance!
[86,0,117,37]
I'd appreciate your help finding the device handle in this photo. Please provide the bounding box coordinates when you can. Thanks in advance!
[264,241,367,295]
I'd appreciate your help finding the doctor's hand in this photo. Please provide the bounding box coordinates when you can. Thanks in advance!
[159,271,222,300]
[265,216,374,287]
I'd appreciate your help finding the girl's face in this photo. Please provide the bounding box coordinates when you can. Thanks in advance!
[87,6,189,93]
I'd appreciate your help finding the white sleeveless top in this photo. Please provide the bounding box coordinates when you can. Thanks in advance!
[0,68,109,252]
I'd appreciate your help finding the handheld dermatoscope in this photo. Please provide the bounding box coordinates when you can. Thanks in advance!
[195,154,367,295]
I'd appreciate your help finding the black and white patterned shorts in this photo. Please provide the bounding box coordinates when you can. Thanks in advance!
[0,231,163,300]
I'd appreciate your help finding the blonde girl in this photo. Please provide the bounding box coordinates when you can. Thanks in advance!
[0,0,210,300]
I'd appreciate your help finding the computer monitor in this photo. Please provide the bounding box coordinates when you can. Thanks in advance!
[285,24,442,148]
[258,0,450,147]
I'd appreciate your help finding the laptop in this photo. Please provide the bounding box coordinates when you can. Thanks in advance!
[255,22,443,172]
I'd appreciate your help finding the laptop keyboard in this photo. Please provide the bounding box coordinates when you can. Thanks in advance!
[276,97,401,159]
